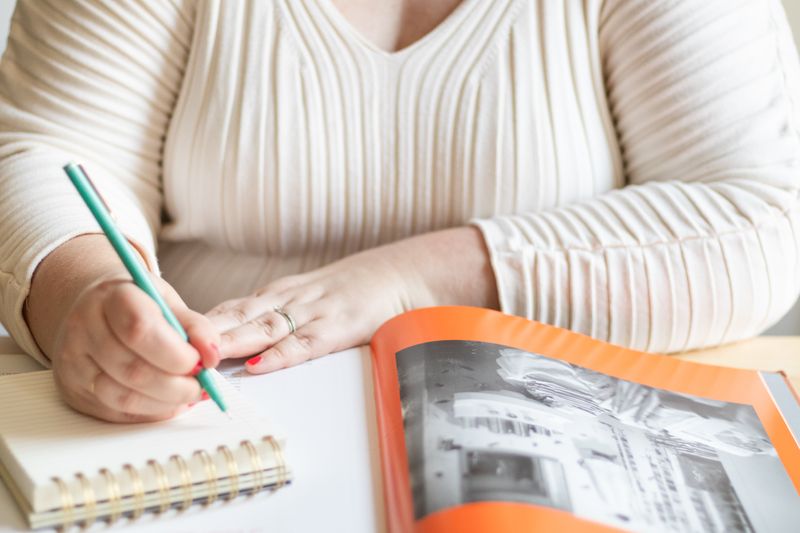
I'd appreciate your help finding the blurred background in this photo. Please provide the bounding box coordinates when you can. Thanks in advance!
[0,0,798,336]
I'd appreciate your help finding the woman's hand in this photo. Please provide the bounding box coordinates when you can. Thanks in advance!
[207,248,408,373]
[26,235,221,423]
[50,273,221,423]
[208,227,499,373]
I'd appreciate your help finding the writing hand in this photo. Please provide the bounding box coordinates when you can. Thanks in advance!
[51,273,220,422]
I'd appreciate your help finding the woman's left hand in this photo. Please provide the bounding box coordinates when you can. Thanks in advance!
[206,227,499,373]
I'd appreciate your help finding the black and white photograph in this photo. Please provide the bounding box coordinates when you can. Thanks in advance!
[396,341,800,532]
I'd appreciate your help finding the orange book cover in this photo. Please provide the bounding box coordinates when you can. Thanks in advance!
[370,307,800,533]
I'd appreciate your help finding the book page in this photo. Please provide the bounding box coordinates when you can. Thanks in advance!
[370,307,800,533]
[398,340,799,532]
[0,370,278,512]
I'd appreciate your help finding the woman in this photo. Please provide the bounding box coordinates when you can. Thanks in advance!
[0,0,798,422]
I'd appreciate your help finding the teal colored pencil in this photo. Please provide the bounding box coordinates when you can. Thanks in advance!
[63,162,227,414]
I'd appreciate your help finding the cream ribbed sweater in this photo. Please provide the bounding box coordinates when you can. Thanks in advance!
[1,0,799,364]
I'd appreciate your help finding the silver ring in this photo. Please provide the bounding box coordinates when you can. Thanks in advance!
[273,306,297,334]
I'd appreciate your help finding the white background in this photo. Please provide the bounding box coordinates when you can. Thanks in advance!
[0,0,798,336]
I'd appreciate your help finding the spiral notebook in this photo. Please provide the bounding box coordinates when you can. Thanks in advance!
[0,369,290,529]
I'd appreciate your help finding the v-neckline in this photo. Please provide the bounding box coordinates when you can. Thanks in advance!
[313,0,477,60]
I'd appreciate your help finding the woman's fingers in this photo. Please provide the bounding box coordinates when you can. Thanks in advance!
[206,297,263,333]
[91,371,189,417]
[205,281,304,335]
[102,283,199,375]
[244,319,340,374]
[53,327,98,392]
[52,351,191,423]
[57,387,177,424]
[206,252,405,375]
[218,306,312,359]
[90,344,201,405]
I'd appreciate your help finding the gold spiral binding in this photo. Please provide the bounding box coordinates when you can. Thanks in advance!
[241,439,264,495]
[100,468,122,524]
[169,455,193,512]
[123,464,145,520]
[217,445,240,500]
[148,460,171,514]
[264,436,287,490]
[52,476,74,530]
[75,472,97,528]
[194,449,219,506]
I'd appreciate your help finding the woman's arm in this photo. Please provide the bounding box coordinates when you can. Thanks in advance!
[0,1,219,421]
[474,0,800,352]
[0,0,186,361]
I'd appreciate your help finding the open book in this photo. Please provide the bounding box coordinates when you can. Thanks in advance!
[0,369,289,529]
[370,307,800,532]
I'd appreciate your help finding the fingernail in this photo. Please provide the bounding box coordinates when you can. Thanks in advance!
[201,391,209,401]
[188,402,197,408]
[209,342,221,364]
[191,362,203,376]
[246,355,262,366]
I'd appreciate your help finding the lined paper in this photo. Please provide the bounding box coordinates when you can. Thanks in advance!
[0,353,44,376]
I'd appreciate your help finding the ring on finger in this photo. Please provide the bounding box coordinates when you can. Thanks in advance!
[273,306,297,334]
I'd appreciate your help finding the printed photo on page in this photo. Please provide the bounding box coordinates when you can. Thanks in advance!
[395,340,798,533]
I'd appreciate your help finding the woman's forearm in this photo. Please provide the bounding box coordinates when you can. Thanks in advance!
[385,226,500,310]
[25,234,129,357]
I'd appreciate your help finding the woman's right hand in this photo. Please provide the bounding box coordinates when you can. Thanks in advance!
[26,235,220,423]
[52,275,220,422]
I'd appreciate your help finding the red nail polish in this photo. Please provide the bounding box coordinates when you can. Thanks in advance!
[246,355,262,366]
[209,343,221,364]
[191,362,203,376]
[201,391,209,401]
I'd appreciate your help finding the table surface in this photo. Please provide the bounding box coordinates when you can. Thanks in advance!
[675,336,800,389]
[0,335,798,532]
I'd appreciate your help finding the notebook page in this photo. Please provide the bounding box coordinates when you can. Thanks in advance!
[0,337,44,375]
[0,370,277,512]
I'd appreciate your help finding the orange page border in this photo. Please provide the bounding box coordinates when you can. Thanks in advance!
[370,306,800,533]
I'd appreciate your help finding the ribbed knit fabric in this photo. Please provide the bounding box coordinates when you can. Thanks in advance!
[1,0,799,365]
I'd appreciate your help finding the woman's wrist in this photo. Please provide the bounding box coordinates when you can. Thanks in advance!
[25,234,131,357]
[383,225,499,311]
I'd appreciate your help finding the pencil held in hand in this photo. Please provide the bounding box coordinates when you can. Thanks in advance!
[63,162,228,415]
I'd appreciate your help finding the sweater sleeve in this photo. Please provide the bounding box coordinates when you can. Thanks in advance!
[473,0,800,353]
[0,0,195,364]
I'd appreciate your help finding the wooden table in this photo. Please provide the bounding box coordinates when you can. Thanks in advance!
[676,336,800,389]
